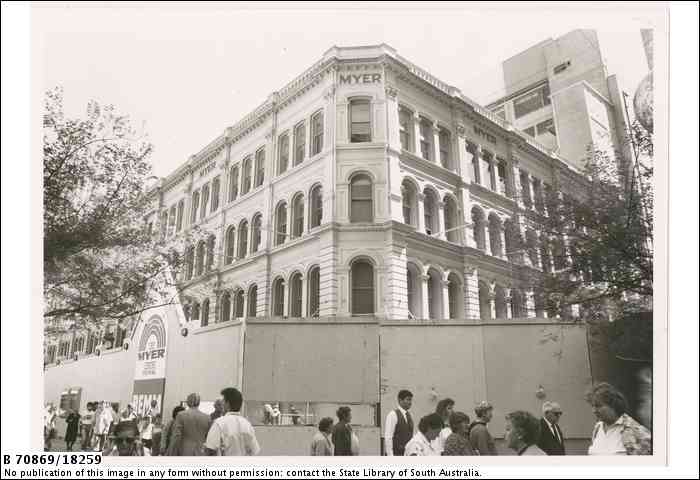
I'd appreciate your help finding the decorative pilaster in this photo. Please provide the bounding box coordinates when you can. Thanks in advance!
[421,274,430,320]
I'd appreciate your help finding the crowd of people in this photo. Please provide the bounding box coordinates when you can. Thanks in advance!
[46,381,651,456]
[382,382,652,456]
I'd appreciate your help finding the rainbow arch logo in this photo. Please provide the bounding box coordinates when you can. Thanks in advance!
[138,315,166,353]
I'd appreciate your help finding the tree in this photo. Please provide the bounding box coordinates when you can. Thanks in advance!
[530,120,653,346]
[43,87,203,333]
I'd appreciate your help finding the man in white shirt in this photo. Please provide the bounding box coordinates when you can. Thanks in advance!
[404,413,443,456]
[205,387,260,456]
[384,389,413,456]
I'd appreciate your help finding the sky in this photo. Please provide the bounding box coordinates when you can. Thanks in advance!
[36,2,663,178]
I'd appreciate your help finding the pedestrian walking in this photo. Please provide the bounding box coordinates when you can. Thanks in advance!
[504,410,546,456]
[310,417,334,456]
[404,413,443,456]
[205,387,260,456]
[64,408,81,451]
[332,406,356,456]
[384,389,414,456]
[167,393,211,456]
[160,405,185,455]
[80,403,96,451]
[442,412,476,456]
[434,398,455,454]
[587,382,652,455]
[537,401,566,455]
[469,401,498,455]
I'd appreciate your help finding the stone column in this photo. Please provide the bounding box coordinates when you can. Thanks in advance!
[282,280,289,317]
[241,292,248,319]
[431,123,441,164]
[510,157,524,208]
[526,174,536,211]
[504,288,513,319]
[385,86,400,151]
[525,289,536,318]
[473,144,483,185]
[463,266,480,322]
[488,283,496,321]
[442,279,451,320]
[456,125,468,178]
[416,192,426,234]
[483,218,492,255]
[488,154,498,193]
[436,201,446,240]
[412,112,422,156]
[499,222,507,260]
[421,274,431,320]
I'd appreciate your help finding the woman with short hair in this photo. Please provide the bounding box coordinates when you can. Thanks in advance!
[504,410,546,456]
[442,412,476,456]
[310,417,334,456]
[404,413,443,456]
[587,382,652,455]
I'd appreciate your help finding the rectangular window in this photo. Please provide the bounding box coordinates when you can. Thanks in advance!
[176,201,184,232]
[497,160,508,194]
[294,122,305,166]
[229,166,239,202]
[211,177,220,212]
[419,118,432,161]
[399,108,413,152]
[168,206,176,236]
[350,100,371,143]
[536,118,556,137]
[278,134,289,175]
[513,83,551,119]
[311,111,323,156]
[520,172,532,208]
[242,159,252,195]
[254,149,265,188]
[350,180,372,223]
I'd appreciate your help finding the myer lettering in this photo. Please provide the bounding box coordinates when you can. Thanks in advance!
[137,347,166,361]
[339,73,382,84]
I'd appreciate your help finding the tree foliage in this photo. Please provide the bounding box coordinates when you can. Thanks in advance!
[532,121,654,323]
[43,88,198,332]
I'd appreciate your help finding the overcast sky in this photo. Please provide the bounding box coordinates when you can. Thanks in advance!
[36,3,663,178]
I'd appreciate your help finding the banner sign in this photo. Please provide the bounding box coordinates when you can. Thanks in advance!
[132,314,168,417]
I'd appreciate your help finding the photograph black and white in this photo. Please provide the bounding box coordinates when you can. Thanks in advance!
[4,2,699,478]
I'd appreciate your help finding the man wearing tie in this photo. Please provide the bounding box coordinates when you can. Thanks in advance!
[537,401,566,455]
[384,390,414,456]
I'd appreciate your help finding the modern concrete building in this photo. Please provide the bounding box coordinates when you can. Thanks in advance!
[45,42,602,454]
[486,29,632,169]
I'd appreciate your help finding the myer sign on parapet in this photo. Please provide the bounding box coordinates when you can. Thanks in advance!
[339,73,382,84]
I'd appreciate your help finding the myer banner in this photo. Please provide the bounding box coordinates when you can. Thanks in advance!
[131,314,168,417]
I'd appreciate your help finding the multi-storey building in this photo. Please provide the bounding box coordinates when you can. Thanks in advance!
[45,42,608,454]
[486,29,632,169]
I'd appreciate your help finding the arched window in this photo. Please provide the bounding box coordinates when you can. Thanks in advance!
[406,263,422,319]
[195,241,206,276]
[488,214,503,257]
[229,165,239,202]
[220,292,231,323]
[495,286,508,319]
[211,177,221,212]
[309,185,323,228]
[278,133,289,175]
[272,278,285,317]
[350,174,373,223]
[184,245,194,280]
[471,207,486,251]
[254,148,265,188]
[168,205,176,237]
[401,180,417,226]
[423,189,437,235]
[291,194,304,239]
[176,200,184,232]
[224,226,236,265]
[351,259,374,315]
[439,128,451,169]
[191,302,201,323]
[234,289,245,318]
[444,196,459,243]
[349,99,371,143]
[311,111,324,156]
[504,219,521,262]
[427,269,442,319]
[238,220,248,259]
[206,235,215,271]
[526,230,540,267]
[200,184,210,220]
[275,202,287,246]
[479,281,491,321]
[247,285,257,317]
[511,289,526,318]
[294,122,306,166]
[447,273,463,319]
[241,157,252,195]
[289,272,303,317]
[201,298,210,327]
[307,266,320,317]
[251,214,262,253]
